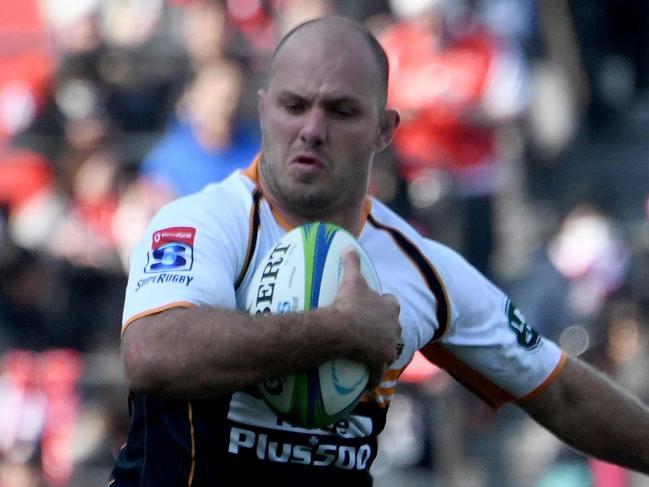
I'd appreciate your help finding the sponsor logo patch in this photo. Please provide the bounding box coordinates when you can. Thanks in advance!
[145,227,196,273]
[135,273,195,292]
[227,427,373,470]
[506,299,541,351]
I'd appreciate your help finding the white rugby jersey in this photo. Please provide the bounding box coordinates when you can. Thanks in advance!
[112,160,566,486]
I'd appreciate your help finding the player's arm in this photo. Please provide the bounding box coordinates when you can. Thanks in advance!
[421,238,649,473]
[520,356,649,474]
[121,251,401,397]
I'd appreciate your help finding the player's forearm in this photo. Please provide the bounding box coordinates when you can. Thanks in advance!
[121,305,348,397]
[521,357,649,474]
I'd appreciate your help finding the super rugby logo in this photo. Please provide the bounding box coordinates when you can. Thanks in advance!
[145,227,196,273]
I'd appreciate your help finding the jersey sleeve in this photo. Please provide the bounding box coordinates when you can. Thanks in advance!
[420,240,566,408]
[121,186,250,332]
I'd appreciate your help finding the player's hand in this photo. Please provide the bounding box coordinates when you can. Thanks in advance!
[331,248,402,388]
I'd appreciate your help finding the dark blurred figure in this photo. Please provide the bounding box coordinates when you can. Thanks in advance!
[0,241,124,353]
[585,297,649,402]
[569,0,649,132]
[22,0,183,154]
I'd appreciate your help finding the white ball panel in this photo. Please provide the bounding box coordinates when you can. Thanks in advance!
[319,358,369,416]
[258,374,297,414]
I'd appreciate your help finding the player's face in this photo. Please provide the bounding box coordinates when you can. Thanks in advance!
[258,24,396,222]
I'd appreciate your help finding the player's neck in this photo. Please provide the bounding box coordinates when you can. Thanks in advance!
[260,182,366,237]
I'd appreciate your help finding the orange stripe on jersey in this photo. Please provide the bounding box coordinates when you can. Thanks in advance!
[235,189,262,289]
[187,401,196,487]
[360,394,390,408]
[241,155,295,230]
[422,342,514,409]
[272,207,293,231]
[357,200,372,238]
[516,353,568,404]
[375,385,397,397]
[383,367,405,382]
[359,365,408,407]
[242,155,260,182]
[121,301,196,336]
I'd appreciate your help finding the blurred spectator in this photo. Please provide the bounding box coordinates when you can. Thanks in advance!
[10,86,127,274]
[0,243,124,353]
[547,204,630,321]
[532,294,649,487]
[16,0,181,165]
[507,203,630,348]
[0,349,84,487]
[179,0,251,71]
[48,147,125,271]
[0,148,53,225]
[475,0,539,56]
[139,59,259,200]
[0,0,55,144]
[333,0,392,24]
[379,0,530,275]
[273,0,335,35]
[213,0,339,77]
[181,0,229,67]
[585,296,649,401]
[111,59,259,267]
[39,0,183,135]
[99,0,201,133]
[224,0,276,64]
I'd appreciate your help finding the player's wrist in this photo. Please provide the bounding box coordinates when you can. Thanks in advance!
[310,306,355,359]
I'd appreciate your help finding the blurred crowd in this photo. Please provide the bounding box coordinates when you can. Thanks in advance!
[1,0,649,486]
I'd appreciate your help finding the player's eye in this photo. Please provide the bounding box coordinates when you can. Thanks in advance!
[333,109,352,118]
[280,97,307,114]
[328,104,358,119]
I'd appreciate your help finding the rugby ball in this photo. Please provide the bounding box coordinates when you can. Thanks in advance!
[246,222,381,428]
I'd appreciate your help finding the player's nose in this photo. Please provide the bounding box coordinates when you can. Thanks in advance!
[299,107,327,146]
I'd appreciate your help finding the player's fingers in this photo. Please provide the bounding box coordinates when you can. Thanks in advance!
[341,247,362,281]
[382,293,401,314]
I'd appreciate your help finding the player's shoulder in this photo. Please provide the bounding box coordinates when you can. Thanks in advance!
[367,199,457,253]
[366,198,484,279]
[152,170,256,228]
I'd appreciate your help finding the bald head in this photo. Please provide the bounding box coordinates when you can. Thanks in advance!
[256,15,400,231]
[269,16,389,108]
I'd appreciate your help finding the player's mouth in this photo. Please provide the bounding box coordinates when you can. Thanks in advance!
[289,154,326,176]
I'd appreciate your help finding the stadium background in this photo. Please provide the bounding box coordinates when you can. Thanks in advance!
[1,1,649,486]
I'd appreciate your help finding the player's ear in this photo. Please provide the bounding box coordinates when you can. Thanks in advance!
[375,109,400,152]
[257,89,267,116]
